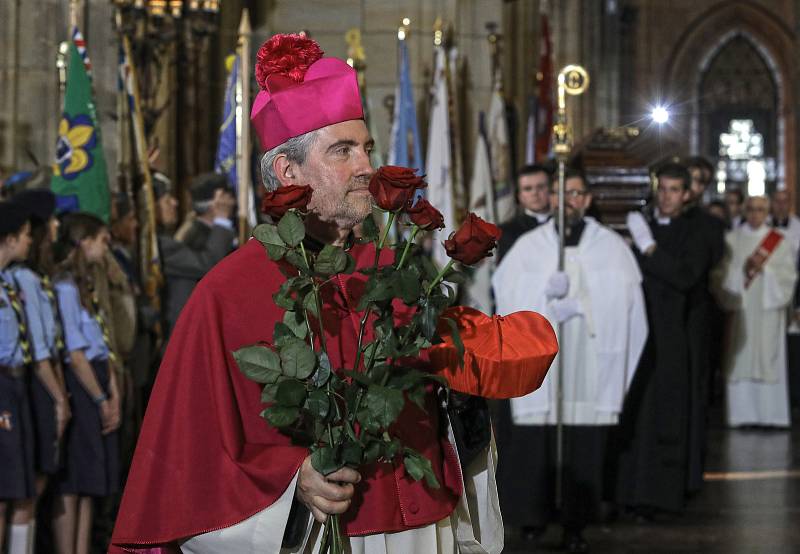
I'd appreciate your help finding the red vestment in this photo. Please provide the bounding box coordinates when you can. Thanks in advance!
[110,239,462,551]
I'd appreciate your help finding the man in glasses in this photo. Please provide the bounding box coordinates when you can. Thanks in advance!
[497,164,553,261]
[713,195,797,428]
[493,168,647,553]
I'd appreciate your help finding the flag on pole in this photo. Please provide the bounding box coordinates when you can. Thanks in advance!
[71,27,92,76]
[487,76,515,224]
[464,113,497,313]
[388,38,423,172]
[535,14,554,161]
[215,54,239,188]
[426,45,455,269]
[51,36,110,222]
[524,94,538,165]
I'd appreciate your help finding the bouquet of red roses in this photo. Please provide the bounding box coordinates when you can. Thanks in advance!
[233,166,501,553]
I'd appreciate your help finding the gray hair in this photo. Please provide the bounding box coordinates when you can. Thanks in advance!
[260,131,319,191]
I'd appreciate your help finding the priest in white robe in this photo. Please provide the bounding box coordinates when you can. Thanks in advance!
[492,168,647,552]
[714,195,797,428]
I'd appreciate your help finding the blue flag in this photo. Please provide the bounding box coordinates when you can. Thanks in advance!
[215,54,239,188]
[388,40,423,174]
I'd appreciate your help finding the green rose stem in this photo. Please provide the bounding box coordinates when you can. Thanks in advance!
[395,224,420,271]
[300,241,343,554]
[426,259,455,295]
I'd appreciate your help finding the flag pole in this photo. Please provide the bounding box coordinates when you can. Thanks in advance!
[118,10,163,316]
[552,64,589,509]
[236,8,252,247]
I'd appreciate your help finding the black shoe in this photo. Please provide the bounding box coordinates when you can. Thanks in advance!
[562,530,589,553]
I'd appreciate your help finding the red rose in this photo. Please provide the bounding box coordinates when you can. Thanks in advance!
[407,199,445,230]
[260,185,313,219]
[368,166,427,211]
[444,213,502,265]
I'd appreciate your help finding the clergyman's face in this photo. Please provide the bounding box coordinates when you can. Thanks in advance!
[295,119,375,231]
[772,191,791,221]
[656,176,689,218]
[745,198,769,229]
[725,191,743,218]
[517,171,550,213]
[551,177,591,224]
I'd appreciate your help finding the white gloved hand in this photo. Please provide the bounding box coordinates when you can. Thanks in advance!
[545,271,570,299]
[549,297,582,323]
[626,211,656,254]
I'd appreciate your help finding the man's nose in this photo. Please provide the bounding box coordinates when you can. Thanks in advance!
[353,147,374,178]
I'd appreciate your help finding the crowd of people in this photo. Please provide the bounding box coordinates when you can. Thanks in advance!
[0,171,237,554]
[492,158,799,552]
[1,31,799,554]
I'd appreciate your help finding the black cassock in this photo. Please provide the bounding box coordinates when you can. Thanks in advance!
[497,212,545,261]
[612,213,706,512]
[683,206,725,494]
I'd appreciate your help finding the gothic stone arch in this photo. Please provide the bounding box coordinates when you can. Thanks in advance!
[664,1,796,201]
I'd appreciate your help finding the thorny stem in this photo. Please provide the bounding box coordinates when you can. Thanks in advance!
[395,225,420,271]
[425,260,455,295]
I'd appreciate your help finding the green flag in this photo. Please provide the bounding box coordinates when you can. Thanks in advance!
[51,41,110,222]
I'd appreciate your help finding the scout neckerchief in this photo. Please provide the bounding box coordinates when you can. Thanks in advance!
[89,286,118,365]
[40,275,65,353]
[745,229,784,288]
[0,273,32,366]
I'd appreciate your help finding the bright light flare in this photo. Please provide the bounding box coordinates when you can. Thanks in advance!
[651,106,670,124]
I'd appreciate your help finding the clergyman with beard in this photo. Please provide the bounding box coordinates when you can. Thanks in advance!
[492,167,647,552]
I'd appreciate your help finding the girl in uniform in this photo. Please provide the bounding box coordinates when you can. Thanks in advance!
[9,189,71,552]
[0,201,36,554]
[52,212,121,554]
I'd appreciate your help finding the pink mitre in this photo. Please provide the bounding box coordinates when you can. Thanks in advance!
[250,33,364,151]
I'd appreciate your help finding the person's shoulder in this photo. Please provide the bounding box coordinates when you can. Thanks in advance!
[194,238,278,297]
[10,265,38,285]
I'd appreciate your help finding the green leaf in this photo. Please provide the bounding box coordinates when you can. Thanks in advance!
[302,290,319,318]
[443,317,465,367]
[420,300,440,341]
[314,244,349,276]
[341,441,363,466]
[279,338,317,379]
[276,379,307,407]
[306,389,330,418]
[273,322,297,347]
[419,255,440,280]
[356,278,394,310]
[311,352,331,387]
[364,385,405,429]
[364,440,382,463]
[263,405,300,428]
[284,249,310,273]
[403,449,440,488]
[233,345,282,383]
[407,385,426,409]
[253,224,287,260]
[394,267,421,304]
[311,445,343,476]
[342,252,356,275]
[273,282,297,311]
[277,211,305,247]
[261,382,279,404]
[361,214,380,241]
[282,310,308,340]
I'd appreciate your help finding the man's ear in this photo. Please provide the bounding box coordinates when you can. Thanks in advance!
[682,189,691,203]
[585,193,593,209]
[273,153,298,187]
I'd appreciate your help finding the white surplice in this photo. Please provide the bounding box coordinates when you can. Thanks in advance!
[713,224,798,427]
[492,218,648,426]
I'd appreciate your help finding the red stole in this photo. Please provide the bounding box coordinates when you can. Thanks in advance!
[745,229,784,288]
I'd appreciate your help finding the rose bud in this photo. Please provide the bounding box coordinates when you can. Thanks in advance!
[407,199,445,230]
[368,165,427,211]
[444,213,502,266]
[260,184,313,219]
